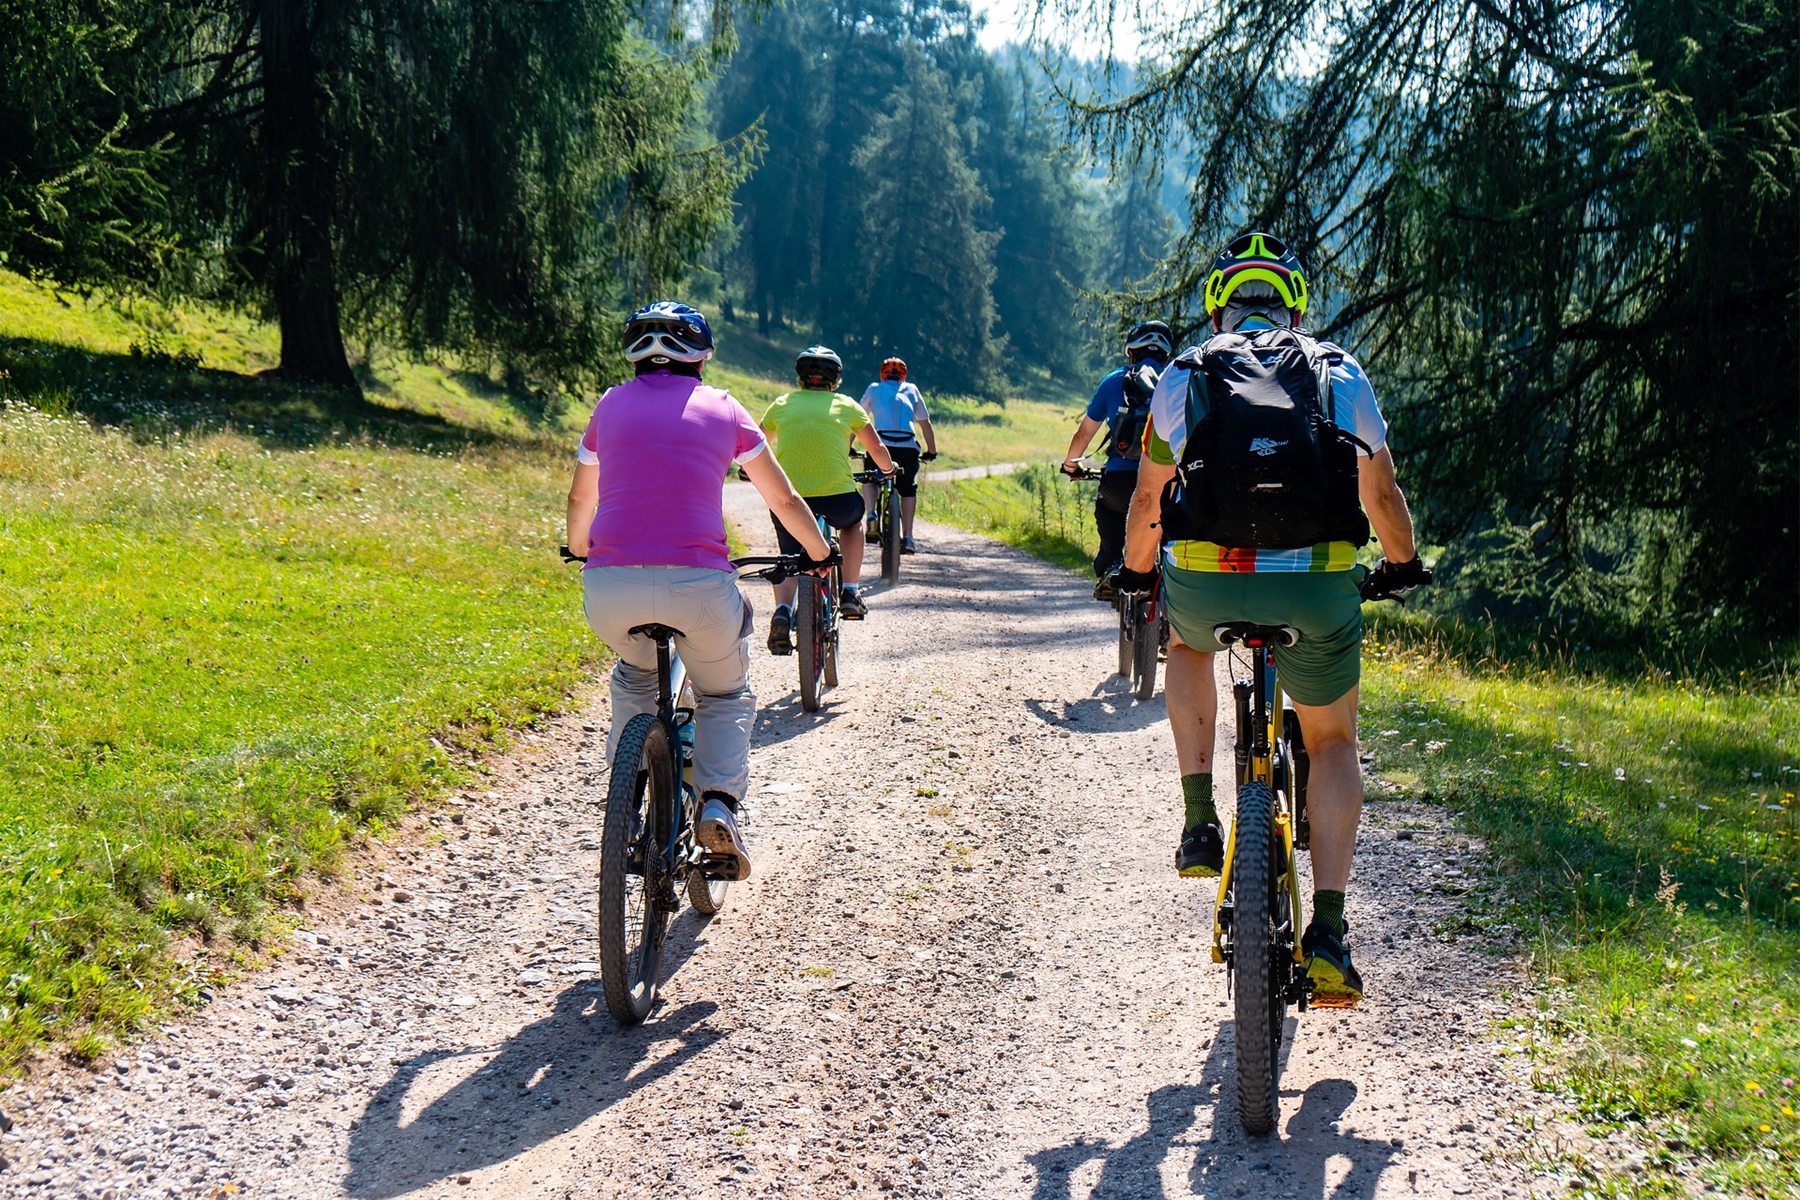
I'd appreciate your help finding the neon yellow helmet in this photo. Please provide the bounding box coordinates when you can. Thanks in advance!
[1203,231,1308,318]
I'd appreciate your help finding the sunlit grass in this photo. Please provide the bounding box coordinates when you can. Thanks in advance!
[0,284,599,1068]
[1360,613,1799,1193]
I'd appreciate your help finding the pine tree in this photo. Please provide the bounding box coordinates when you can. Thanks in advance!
[845,45,1001,394]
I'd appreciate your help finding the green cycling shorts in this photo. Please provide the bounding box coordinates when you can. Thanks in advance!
[1160,565,1367,707]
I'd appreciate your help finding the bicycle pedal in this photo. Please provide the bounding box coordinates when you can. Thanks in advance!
[1308,992,1360,1010]
[700,854,742,882]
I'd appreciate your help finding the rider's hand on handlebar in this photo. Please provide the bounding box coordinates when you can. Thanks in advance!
[1363,555,1432,601]
[799,547,841,576]
[920,450,937,463]
[1060,459,1081,479]
[1108,565,1158,593]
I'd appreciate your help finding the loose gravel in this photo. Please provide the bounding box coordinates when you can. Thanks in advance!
[0,498,1551,1199]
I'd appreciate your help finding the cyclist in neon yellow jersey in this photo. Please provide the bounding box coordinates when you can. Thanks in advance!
[760,346,896,653]
[1112,233,1429,1004]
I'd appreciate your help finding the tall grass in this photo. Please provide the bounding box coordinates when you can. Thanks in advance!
[1360,611,1798,1194]
[918,463,1098,572]
[0,318,598,1067]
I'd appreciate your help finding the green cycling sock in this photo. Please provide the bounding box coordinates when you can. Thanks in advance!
[1181,773,1217,830]
[1313,890,1347,936]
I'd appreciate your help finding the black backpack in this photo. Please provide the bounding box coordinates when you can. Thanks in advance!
[1105,363,1159,462]
[1160,327,1371,549]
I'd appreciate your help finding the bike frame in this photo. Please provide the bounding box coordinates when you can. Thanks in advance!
[636,630,704,892]
[1210,641,1307,979]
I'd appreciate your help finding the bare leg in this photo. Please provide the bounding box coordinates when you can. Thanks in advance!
[1162,631,1216,776]
[773,577,798,609]
[901,495,917,539]
[1290,687,1361,892]
[839,521,865,585]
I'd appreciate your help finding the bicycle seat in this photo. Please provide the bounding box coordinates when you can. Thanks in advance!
[1213,622,1301,648]
[628,623,685,643]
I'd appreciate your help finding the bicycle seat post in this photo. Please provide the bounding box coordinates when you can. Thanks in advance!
[628,623,681,718]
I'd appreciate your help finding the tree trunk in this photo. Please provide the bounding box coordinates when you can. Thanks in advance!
[261,0,357,392]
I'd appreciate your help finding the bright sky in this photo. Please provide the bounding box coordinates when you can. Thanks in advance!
[970,0,1144,59]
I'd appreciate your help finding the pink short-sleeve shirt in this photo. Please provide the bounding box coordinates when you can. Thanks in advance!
[577,371,767,571]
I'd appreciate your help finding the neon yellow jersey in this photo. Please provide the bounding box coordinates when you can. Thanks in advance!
[760,390,869,497]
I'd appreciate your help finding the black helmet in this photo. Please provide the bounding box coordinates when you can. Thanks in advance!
[795,345,843,388]
[1204,232,1308,318]
[1124,320,1173,362]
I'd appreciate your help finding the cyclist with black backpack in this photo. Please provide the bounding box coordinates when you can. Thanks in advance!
[1061,320,1172,599]
[1108,233,1429,1005]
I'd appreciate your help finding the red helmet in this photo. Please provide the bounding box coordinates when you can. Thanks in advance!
[879,357,908,382]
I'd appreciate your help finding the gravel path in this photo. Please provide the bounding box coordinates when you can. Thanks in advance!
[0,498,1549,1200]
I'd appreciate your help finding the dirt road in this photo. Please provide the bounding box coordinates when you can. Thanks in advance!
[1,498,1548,1200]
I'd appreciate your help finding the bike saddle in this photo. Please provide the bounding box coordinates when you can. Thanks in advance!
[627,623,686,643]
[1213,622,1301,648]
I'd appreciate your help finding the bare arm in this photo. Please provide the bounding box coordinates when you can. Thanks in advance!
[741,448,832,561]
[916,417,937,456]
[566,462,599,557]
[1358,446,1418,562]
[1063,415,1104,466]
[853,424,895,472]
[1124,458,1176,573]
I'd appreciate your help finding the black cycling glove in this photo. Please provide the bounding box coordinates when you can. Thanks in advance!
[798,547,842,573]
[1363,555,1432,600]
[1108,566,1158,593]
[920,450,938,463]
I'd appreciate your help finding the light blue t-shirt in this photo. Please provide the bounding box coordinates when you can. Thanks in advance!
[858,380,930,447]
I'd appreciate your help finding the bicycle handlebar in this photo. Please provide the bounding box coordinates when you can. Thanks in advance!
[732,551,839,584]
[1358,563,1434,604]
[851,469,895,483]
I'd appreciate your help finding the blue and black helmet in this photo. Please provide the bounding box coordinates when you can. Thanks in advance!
[624,301,715,365]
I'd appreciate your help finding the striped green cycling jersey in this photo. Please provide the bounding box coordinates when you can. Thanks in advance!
[1143,338,1387,573]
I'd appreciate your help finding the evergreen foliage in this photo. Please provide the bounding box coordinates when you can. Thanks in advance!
[0,1,751,398]
[715,0,1108,392]
[1046,0,1799,632]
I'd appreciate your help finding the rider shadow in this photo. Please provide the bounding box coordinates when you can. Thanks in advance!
[1025,691,1168,734]
[1026,1023,1401,1199]
[751,693,845,747]
[342,912,725,1198]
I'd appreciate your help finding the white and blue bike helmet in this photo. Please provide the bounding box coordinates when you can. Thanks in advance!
[624,301,715,365]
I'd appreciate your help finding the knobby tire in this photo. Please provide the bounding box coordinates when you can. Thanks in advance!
[1231,780,1282,1134]
[599,714,674,1025]
[1132,599,1159,701]
[687,863,729,915]
[882,488,902,586]
[1117,601,1134,678]
[798,579,823,712]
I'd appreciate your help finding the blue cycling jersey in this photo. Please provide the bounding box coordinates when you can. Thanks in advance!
[1085,367,1136,472]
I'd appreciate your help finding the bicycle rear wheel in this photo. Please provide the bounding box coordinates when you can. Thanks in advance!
[687,868,729,915]
[882,488,902,585]
[1117,602,1134,676]
[1230,780,1283,1134]
[797,578,824,712]
[1132,599,1159,700]
[598,714,674,1025]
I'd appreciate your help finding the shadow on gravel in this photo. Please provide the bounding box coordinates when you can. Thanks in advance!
[342,912,727,1197]
[752,693,845,747]
[1028,1030,1400,1198]
[1026,688,1168,734]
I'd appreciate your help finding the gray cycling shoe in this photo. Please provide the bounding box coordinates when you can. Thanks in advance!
[696,794,752,882]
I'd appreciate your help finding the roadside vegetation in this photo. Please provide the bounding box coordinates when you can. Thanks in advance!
[1359,619,1798,1194]
[0,273,597,1068]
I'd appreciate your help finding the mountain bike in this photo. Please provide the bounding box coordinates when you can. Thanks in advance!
[1208,569,1427,1133]
[559,546,816,1025]
[1069,462,1166,701]
[795,517,842,713]
[855,465,903,586]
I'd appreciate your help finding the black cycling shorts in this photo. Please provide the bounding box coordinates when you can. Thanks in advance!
[771,491,866,556]
[863,445,923,497]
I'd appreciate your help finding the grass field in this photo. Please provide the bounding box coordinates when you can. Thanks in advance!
[0,273,597,1067]
[1358,620,1798,1195]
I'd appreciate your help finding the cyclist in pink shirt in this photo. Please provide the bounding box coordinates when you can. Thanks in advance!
[566,302,830,880]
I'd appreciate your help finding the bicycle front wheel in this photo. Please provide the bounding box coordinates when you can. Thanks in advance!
[1117,602,1134,677]
[1132,600,1159,700]
[687,868,729,915]
[1230,780,1283,1134]
[598,713,675,1025]
[797,578,823,712]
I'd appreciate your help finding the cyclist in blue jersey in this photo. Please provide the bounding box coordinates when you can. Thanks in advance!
[858,357,937,554]
[1062,321,1173,599]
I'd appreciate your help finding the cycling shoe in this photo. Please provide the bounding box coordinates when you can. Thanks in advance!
[1176,822,1224,877]
[1303,919,1364,1008]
